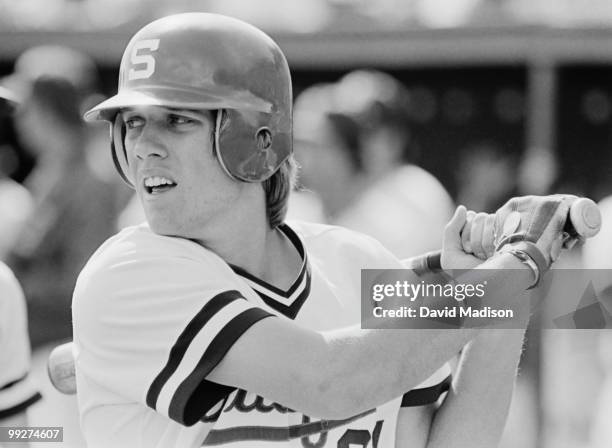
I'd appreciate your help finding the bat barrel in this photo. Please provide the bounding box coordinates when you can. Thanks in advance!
[47,342,77,395]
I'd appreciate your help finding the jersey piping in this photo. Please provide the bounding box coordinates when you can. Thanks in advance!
[229,224,311,320]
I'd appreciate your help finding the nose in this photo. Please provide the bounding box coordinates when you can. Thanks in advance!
[131,123,169,160]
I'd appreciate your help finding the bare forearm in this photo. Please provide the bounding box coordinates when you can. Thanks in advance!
[212,254,532,419]
[425,329,526,448]
[309,254,532,418]
[318,328,475,417]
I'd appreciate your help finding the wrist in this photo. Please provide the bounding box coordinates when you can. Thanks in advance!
[487,251,538,293]
[497,241,548,289]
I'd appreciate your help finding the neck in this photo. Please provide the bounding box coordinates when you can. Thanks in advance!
[190,190,297,286]
[195,199,270,273]
[201,217,299,289]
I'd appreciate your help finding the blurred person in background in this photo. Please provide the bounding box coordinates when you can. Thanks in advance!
[0,87,34,260]
[455,141,519,213]
[4,46,125,348]
[0,85,42,448]
[583,194,612,448]
[0,46,122,447]
[292,70,454,259]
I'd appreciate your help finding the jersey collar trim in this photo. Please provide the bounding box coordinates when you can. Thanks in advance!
[229,223,311,320]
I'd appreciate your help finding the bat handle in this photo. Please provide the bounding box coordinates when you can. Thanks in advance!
[408,197,602,276]
[407,250,443,276]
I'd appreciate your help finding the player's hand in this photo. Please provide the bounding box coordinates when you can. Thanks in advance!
[461,210,496,260]
[441,205,485,270]
[493,194,576,266]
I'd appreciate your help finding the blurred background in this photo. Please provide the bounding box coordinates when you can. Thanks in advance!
[1,0,612,447]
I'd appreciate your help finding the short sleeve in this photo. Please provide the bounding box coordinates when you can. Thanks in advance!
[400,363,452,407]
[0,263,41,419]
[73,234,274,426]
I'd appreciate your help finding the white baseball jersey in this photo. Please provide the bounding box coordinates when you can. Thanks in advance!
[0,262,41,420]
[73,221,450,447]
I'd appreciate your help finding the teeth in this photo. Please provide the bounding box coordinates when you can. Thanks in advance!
[144,176,174,187]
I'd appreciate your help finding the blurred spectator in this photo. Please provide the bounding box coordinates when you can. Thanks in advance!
[0,262,42,442]
[583,195,612,448]
[0,83,41,447]
[0,91,34,260]
[4,47,127,348]
[518,146,559,196]
[291,70,454,258]
[456,141,519,213]
[0,165,34,261]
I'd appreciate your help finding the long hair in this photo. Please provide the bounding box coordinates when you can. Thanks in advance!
[215,110,297,229]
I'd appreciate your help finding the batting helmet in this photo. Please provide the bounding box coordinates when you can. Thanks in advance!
[84,13,292,184]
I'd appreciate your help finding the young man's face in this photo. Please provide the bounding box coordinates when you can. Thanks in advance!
[121,105,244,239]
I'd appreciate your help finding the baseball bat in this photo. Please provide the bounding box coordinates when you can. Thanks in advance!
[47,342,77,395]
[408,197,602,276]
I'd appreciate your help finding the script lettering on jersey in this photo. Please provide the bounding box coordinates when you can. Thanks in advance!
[128,39,160,80]
[301,418,384,448]
[201,389,293,422]
[224,389,294,414]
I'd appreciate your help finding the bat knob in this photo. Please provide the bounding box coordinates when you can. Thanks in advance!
[47,342,77,395]
[569,198,602,238]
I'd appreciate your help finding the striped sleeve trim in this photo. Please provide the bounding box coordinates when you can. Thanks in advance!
[0,374,42,418]
[146,290,274,426]
[0,392,42,419]
[401,374,451,407]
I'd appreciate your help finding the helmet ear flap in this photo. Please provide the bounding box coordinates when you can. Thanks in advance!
[111,115,134,187]
[212,109,233,180]
[215,109,290,183]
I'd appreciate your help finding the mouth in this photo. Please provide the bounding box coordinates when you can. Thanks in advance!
[143,176,177,195]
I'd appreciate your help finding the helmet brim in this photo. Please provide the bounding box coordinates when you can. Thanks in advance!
[84,86,272,122]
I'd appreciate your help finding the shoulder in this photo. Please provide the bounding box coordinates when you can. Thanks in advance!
[0,262,25,322]
[79,223,223,276]
[288,219,386,248]
[392,165,453,208]
[0,262,25,310]
[73,224,236,317]
[393,165,448,189]
[0,262,22,296]
[85,223,209,261]
[287,220,401,268]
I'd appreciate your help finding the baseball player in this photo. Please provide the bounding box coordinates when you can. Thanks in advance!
[0,263,42,428]
[291,71,454,258]
[0,88,42,436]
[72,13,583,448]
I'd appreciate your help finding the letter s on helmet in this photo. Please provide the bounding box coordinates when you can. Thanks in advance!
[84,13,292,184]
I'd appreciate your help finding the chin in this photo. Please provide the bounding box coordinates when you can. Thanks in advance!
[146,214,180,237]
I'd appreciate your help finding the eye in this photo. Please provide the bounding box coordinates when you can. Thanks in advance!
[123,115,144,130]
[168,114,194,126]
